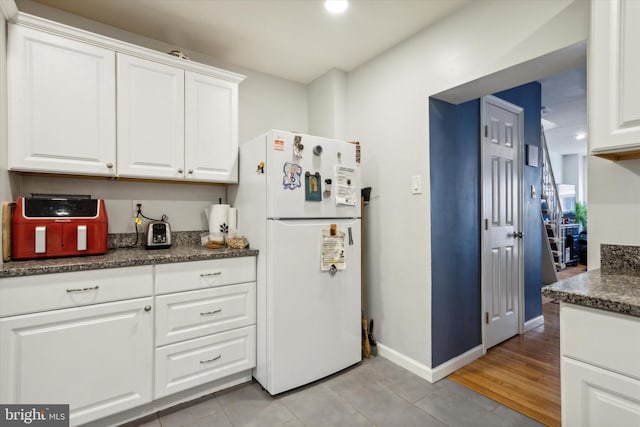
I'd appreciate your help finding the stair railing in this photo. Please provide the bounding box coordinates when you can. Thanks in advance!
[541,126,564,269]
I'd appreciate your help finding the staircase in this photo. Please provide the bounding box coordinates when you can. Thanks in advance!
[540,127,564,278]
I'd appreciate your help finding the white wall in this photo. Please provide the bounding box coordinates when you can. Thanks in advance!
[549,151,564,186]
[0,1,19,267]
[0,9,8,267]
[347,0,588,370]
[8,0,308,234]
[562,154,580,199]
[307,68,348,140]
[588,157,640,267]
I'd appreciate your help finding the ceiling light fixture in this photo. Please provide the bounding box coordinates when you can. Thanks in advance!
[325,0,349,14]
[575,132,587,140]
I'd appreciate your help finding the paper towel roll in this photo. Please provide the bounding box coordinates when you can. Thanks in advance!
[209,204,229,235]
[228,208,237,230]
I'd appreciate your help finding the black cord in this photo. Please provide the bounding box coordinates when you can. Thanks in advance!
[125,220,139,248]
[120,206,168,249]
[139,212,169,222]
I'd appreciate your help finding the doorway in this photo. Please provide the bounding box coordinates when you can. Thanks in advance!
[429,43,586,425]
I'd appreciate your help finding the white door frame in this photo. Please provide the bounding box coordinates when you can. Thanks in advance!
[480,94,525,354]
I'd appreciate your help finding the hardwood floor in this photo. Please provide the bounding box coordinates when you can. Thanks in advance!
[448,302,560,426]
[557,263,587,281]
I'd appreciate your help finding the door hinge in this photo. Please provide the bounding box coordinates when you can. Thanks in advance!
[484,125,488,138]
[485,312,489,324]
[484,218,488,230]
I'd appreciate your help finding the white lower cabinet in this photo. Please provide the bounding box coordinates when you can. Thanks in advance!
[560,303,640,427]
[563,357,640,427]
[0,297,153,426]
[155,282,256,346]
[0,256,256,426]
[155,325,256,399]
[154,258,257,400]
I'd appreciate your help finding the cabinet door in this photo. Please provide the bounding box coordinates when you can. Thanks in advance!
[0,298,153,426]
[563,357,640,427]
[590,0,640,154]
[117,53,185,179]
[185,71,238,182]
[8,24,116,176]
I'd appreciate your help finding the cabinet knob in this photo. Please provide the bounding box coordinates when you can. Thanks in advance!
[178,168,184,174]
[106,163,114,169]
[188,169,194,174]
[144,305,152,312]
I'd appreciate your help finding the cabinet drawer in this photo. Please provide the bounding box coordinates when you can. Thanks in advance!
[561,303,640,379]
[155,325,256,399]
[0,266,153,317]
[156,282,256,346]
[155,257,256,294]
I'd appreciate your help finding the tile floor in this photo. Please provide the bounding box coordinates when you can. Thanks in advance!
[136,357,543,427]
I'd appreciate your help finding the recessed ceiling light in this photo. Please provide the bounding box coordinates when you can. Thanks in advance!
[575,132,587,140]
[325,0,349,14]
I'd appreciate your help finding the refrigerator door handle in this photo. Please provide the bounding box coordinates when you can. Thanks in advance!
[348,227,353,245]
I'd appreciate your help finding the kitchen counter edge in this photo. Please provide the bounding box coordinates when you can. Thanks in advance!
[541,269,640,317]
[0,246,259,278]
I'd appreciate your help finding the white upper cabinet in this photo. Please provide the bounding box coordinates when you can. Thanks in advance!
[185,71,239,183]
[590,0,640,159]
[6,13,245,183]
[117,54,185,179]
[8,24,116,176]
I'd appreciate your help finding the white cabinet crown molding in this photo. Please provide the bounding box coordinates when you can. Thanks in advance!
[10,11,246,84]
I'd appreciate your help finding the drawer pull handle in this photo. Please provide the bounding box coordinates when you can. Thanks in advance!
[200,354,221,364]
[200,308,222,316]
[66,285,99,293]
[200,272,222,278]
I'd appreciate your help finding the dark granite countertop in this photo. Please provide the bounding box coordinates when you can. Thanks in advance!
[542,269,640,317]
[1,245,258,278]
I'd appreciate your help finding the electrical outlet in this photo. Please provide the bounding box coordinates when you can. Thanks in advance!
[132,200,143,218]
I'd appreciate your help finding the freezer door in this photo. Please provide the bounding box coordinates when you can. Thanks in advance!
[266,131,360,219]
[266,219,361,394]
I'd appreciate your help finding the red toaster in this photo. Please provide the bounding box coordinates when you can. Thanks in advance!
[11,196,108,260]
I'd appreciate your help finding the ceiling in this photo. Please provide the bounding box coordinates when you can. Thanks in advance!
[540,65,587,155]
[28,0,470,84]
[24,0,585,156]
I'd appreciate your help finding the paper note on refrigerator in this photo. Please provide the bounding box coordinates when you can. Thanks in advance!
[335,166,357,206]
[321,229,346,271]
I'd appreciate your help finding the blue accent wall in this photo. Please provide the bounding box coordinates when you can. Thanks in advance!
[493,82,543,322]
[429,82,542,367]
[429,97,481,367]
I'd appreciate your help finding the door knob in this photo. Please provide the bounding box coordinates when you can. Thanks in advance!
[511,231,524,238]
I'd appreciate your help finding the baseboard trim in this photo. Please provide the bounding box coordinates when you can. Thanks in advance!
[377,342,435,382]
[430,345,483,382]
[377,343,483,383]
[524,315,544,332]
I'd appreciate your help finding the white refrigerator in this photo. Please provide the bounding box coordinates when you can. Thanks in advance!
[230,130,361,395]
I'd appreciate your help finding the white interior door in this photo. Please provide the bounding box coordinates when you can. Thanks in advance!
[481,95,523,350]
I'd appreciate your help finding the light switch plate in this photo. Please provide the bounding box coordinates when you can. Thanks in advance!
[411,175,422,194]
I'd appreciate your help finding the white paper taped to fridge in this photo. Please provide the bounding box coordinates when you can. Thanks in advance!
[321,230,346,271]
[335,166,357,206]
